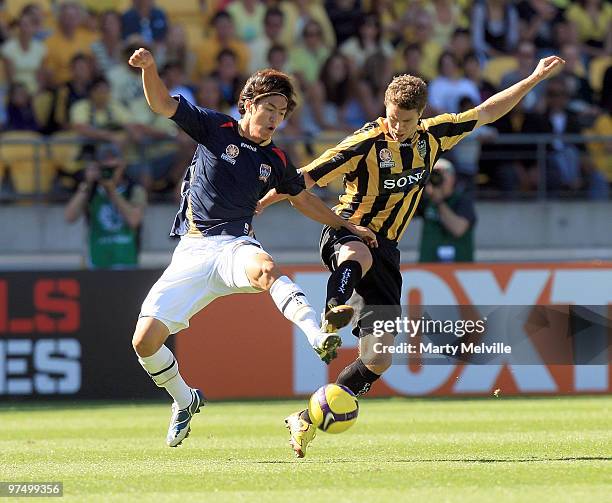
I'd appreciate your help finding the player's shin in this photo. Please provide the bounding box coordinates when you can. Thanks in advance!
[269,275,321,346]
[336,358,381,396]
[137,345,193,409]
[326,260,362,310]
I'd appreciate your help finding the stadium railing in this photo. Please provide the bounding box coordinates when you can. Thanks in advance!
[0,133,609,202]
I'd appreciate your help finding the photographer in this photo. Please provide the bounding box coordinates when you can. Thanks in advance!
[64,144,147,269]
[418,159,476,263]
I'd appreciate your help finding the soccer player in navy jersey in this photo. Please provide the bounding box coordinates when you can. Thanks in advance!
[127,48,377,447]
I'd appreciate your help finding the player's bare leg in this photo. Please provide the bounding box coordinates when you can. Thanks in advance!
[132,317,205,447]
[323,241,373,333]
[244,252,342,363]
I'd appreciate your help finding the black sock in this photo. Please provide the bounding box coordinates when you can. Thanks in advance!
[326,260,362,310]
[336,358,381,396]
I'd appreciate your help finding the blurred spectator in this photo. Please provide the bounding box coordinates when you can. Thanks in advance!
[69,76,134,154]
[325,0,362,46]
[1,9,47,94]
[471,0,519,60]
[4,82,39,131]
[156,24,194,77]
[516,0,564,55]
[428,52,481,114]
[399,8,443,81]
[279,0,336,49]
[91,10,123,76]
[423,0,466,48]
[43,2,96,85]
[418,159,476,263]
[248,7,285,73]
[121,0,168,45]
[586,66,612,192]
[161,61,195,104]
[447,28,474,64]
[447,95,497,192]
[289,20,331,88]
[558,43,597,122]
[484,98,546,194]
[463,51,497,103]
[196,75,228,113]
[211,49,244,114]
[538,77,590,194]
[356,51,393,120]
[227,0,265,44]
[339,14,394,72]
[64,143,146,269]
[267,44,289,73]
[193,10,250,79]
[396,43,425,80]
[32,53,95,134]
[107,41,148,113]
[565,0,612,57]
[500,41,543,111]
[304,51,363,133]
[20,3,51,41]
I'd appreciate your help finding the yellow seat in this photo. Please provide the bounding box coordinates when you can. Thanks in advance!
[482,56,519,87]
[48,131,83,174]
[589,56,612,93]
[0,131,55,194]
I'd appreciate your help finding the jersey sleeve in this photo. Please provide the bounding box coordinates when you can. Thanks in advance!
[274,151,306,196]
[301,130,372,187]
[169,95,219,144]
[421,109,479,152]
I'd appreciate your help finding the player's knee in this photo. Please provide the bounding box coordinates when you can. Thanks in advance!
[246,255,279,290]
[339,244,373,274]
[132,321,165,357]
[364,357,392,375]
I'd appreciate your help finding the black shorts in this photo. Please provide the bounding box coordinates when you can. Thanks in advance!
[319,226,402,338]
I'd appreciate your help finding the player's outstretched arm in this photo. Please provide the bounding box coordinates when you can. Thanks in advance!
[288,190,378,247]
[128,48,178,118]
[475,55,565,127]
[257,172,318,214]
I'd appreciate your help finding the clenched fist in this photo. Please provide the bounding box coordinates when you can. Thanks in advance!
[128,48,155,69]
[531,55,565,83]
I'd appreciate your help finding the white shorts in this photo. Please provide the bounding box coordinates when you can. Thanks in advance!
[140,235,268,334]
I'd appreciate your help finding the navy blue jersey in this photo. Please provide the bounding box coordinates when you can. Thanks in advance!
[168,96,305,238]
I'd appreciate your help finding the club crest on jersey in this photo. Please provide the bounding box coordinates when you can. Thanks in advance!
[379,148,395,168]
[221,144,240,164]
[258,163,272,182]
[417,139,427,158]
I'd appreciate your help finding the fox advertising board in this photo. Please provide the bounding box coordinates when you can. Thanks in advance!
[0,263,610,400]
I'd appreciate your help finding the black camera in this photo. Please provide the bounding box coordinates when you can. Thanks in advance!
[100,163,116,180]
[429,170,444,187]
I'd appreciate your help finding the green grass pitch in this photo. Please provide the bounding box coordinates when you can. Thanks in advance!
[1,396,610,502]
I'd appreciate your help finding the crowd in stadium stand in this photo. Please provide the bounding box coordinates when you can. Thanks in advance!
[0,0,610,200]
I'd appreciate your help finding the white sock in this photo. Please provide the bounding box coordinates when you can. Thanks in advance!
[137,345,193,409]
[269,275,322,347]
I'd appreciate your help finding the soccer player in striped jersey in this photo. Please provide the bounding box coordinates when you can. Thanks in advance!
[259,55,566,457]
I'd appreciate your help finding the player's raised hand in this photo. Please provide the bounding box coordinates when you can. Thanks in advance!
[128,48,155,69]
[531,56,565,82]
[348,224,378,248]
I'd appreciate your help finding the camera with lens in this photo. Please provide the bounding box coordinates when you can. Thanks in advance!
[99,163,116,180]
[429,169,444,187]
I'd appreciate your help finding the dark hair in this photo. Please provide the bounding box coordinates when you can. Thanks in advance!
[264,7,283,24]
[216,48,238,63]
[437,51,458,74]
[238,69,297,116]
[319,52,352,107]
[211,10,232,25]
[88,76,109,93]
[384,74,428,111]
[357,14,381,48]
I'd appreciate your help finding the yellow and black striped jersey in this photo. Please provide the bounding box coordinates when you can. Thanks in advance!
[303,109,479,242]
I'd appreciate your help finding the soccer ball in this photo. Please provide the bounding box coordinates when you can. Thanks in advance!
[308,384,359,434]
